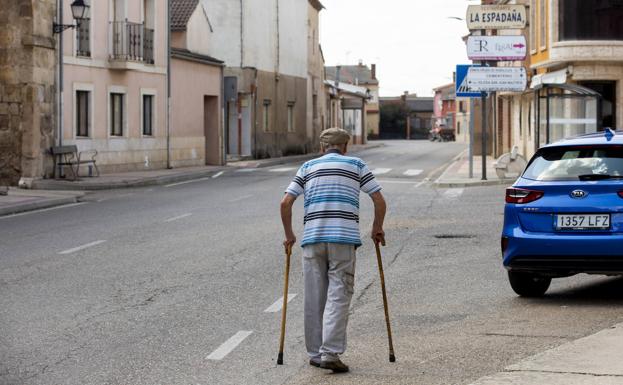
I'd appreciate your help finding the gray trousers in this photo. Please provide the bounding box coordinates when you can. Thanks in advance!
[302,243,356,362]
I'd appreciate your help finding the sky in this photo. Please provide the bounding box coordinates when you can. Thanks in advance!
[320,0,473,97]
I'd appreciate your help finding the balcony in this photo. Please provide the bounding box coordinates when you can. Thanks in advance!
[109,21,154,67]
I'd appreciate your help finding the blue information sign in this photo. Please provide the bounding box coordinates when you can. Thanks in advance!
[456,64,481,98]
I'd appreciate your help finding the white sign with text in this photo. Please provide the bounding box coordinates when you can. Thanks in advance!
[466,5,527,30]
[467,67,527,92]
[467,36,527,61]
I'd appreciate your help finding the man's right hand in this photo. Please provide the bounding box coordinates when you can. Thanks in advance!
[283,234,296,253]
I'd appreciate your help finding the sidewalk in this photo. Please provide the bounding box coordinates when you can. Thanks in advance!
[434,150,516,188]
[0,188,85,216]
[471,322,623,384]
[30,142,382,191]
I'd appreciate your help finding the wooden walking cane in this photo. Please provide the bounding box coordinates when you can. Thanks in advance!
[277,244,292,365]
[375,240,396,362]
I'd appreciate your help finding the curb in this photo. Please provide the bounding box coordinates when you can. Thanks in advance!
[30,168,225,191]
[0,196,79,217]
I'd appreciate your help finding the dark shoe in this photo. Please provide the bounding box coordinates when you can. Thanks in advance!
[309,359,321,367]
[320,359,349,373]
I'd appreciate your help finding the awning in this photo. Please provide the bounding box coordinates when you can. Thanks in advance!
[530,68,568,89]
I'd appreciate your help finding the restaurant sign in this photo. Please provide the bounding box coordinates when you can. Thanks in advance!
[466,5,527,30]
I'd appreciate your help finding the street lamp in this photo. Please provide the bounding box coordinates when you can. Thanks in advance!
[53,0,90,34]
[52,0,90,177]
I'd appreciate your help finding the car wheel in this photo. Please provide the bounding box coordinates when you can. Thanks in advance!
[508,272,551,297]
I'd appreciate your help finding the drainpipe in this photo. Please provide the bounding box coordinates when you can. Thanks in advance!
[57,0,64,177]
[166,0,172,168]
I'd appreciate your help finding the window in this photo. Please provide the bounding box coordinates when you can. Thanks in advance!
[287,102,295,133]
[263,100,271,132]
[76,90,90,137]
[110,93,124,136]
[529,0,536,52]
[539,0,546,49]
[523,146,623,181]
[142,94,154,136]
[76,18,91,57]
[457,121,461,135]
[560,0,623,41]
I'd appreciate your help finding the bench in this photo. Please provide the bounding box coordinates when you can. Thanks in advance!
[51,145,99,180]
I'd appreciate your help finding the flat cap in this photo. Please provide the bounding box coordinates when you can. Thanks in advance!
[319,127,351,145]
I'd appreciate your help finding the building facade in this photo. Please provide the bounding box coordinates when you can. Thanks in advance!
[60,0,175,173]
[203,0,311,159]
[0,0,57,185]
[170,0,225,166]
[496,0,623,160]
[325,63,379,139]
[307,0,326,153]
[432,83,456,140]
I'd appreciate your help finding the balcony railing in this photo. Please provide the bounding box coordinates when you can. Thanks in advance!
[110,21,154,64]
[76,19,91,57]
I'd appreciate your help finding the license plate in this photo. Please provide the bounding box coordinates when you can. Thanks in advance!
[556,214,611,230]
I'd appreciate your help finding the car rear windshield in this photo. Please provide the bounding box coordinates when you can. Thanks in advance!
[523,146,623,181]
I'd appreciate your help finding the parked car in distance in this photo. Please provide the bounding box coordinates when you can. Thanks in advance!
[502,129,623,297]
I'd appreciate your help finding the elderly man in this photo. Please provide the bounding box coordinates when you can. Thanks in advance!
[280,127,387,373]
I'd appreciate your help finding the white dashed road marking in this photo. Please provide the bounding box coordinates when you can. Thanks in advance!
[372,168,392,175]
[59,240,107,255]
[236,169,257,173]
[165,177,211,187]
[443,188,464,199]
[206,331,253,361]
[269,167,297,173]
[212,171,224,179]
[264,294,297,313]
[228,194,253,203]
[164,213,192,223]
[403,169,423,176]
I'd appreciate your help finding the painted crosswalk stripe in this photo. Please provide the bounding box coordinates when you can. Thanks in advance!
[59,240,107,255]
[403,169,423,176]
[206,331,253,361]
[164,213,192,223]
[264,294,297,313]
[269,167,297,172]
[371,168,392,175]
[443,188,464,199]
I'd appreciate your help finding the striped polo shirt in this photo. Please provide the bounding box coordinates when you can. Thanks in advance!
[285,150,382,247]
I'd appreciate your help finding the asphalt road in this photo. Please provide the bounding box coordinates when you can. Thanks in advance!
[2,140,623,385]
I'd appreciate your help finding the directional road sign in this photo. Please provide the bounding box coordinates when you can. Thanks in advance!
[467,36,527,61]
[456,65,481,98]
[466,67,527,92]
[466,5,527,30]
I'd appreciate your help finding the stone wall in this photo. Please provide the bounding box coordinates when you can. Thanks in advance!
[0,0,57,185]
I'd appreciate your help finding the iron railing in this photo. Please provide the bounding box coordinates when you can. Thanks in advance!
[110,21,154,64]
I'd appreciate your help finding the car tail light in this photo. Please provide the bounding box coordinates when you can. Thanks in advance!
[618,191,623,199]
[505,188,544,204]
[501,237,509,254]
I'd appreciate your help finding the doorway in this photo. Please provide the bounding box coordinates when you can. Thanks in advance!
[204,95,220,165]
[579,81,616,129]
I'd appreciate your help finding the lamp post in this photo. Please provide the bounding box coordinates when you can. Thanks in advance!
[53,0,89,177]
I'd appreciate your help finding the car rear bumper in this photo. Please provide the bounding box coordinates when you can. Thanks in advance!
[502,229,623,275]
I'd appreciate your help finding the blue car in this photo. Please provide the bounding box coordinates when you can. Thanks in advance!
[502,129,623,297]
